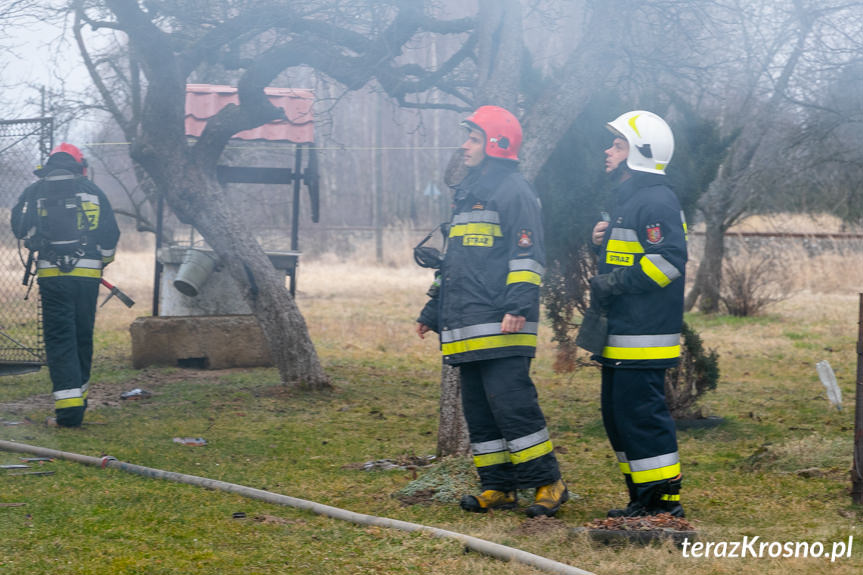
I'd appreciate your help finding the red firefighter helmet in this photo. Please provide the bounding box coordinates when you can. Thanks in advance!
[39,142,88,176]
[50,143,86,165]
[460,105,522,161]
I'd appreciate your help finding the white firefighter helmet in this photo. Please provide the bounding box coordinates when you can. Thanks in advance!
[606,110,674,174]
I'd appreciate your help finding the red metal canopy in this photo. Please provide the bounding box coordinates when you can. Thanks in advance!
[185,84,314,143]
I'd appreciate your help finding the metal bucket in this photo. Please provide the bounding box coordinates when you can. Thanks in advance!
[173,249,217,297]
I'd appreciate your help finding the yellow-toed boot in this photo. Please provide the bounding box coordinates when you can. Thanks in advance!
[460,489,518,513]
[525,479,569,517]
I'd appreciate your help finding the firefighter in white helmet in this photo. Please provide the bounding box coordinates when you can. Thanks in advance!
[583,110,688,517]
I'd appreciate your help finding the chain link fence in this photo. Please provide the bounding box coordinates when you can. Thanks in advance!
[0,117,53,373]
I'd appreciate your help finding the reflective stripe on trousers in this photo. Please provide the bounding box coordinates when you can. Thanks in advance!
[460,356,560,491]
[600,365,680,485]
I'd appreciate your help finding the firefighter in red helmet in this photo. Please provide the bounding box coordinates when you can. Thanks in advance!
[11,143,120,427]
[417,106,569,517]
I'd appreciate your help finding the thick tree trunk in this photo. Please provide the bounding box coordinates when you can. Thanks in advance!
[170,174,331,389]
[520,1,623,181]
[474,0,522,109]
[437,364,470,457]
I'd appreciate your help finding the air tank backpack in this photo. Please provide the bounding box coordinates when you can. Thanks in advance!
[30,169,95,273]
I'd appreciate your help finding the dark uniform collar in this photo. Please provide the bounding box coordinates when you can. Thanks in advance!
[454,158,519,204]
[614,171,667,204]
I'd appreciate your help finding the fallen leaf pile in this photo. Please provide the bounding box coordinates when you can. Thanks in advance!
[585,513,694,531]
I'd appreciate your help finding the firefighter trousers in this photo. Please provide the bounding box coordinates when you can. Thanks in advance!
[39,277,99,427]
[600,366,681,488]
[459,356,561,492]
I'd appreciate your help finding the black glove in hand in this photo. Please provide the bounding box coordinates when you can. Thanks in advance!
[589,267,627,300]
[575,306,608,355]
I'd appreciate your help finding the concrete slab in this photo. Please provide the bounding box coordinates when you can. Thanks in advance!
[130,315,272,369]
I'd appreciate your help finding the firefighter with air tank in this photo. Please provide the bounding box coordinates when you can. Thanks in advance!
[11,143,120,428]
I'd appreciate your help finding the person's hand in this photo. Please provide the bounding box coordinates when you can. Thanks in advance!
[500,314,526,334]
[592,221,609,246]
[416,323,431,339]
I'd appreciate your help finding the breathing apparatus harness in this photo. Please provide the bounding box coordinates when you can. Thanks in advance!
[19,170,93,297]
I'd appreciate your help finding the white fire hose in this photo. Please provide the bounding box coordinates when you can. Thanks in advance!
[0,440,594,575]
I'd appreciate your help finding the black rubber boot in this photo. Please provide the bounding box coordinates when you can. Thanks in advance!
[607,474,638,517]
[629,475,685,517]
[648,474,684,517]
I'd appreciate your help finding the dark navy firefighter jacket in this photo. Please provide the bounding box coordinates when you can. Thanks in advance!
[418,159,545,365]
[596,172,688,369]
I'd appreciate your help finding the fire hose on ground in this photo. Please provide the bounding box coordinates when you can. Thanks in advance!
[0,440,594,575]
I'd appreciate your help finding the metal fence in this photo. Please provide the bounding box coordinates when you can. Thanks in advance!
[0,117,53,373]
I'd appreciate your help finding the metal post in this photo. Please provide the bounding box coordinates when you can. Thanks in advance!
[374,99,383,263]
[291,145,302,253]
[852,293,863,504]
[152,195,164,317]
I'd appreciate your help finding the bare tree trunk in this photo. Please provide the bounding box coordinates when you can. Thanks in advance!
[437,364,470,457]
[169,172,331,389]
[520,1,623,181]
[691,216,726,313]
[474,0,523,108]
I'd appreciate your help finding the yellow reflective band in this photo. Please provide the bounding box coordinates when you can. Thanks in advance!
[606,252,634,266]
[55,397,85,409]
[602,344,680,360]
[449,223,503,238]
[606,239,644,254]
[619,461,631,475]
[661,494,681,502]
[473,451,510,468]
[79,201,100,230]
[38,268,103,278]
[630,462,681,484]
[510,440,553,465]
[442,334,537,356]
[640,256,672,287]
[506,270,541,286]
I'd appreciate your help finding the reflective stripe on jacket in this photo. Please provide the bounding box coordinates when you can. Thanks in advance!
[597,172,687,369]
[434,159,545,365]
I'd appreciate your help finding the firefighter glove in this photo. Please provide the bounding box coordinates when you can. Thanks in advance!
[589,267,628,302]
[575,306,608,355]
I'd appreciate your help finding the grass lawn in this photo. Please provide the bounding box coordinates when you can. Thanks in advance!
[1,254,862,574]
